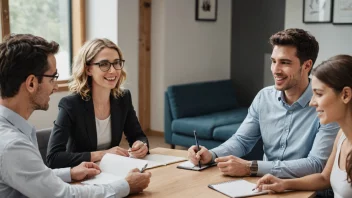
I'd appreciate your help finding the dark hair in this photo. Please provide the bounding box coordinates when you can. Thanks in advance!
[269,28,319,75]
[312,54,352,185]
[0,34,59,98]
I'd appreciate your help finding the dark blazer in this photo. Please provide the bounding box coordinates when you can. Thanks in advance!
[46,89,149,168]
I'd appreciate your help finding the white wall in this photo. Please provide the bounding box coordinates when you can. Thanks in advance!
[86,0,118,44]
[151,0,232,131]
[150,0,166,133]
[285,0,352,66]
[117,0,139,112]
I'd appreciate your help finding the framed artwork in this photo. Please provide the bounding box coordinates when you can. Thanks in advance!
[303,0,332,23]
[195,0,217,21]
[333,0,352,24]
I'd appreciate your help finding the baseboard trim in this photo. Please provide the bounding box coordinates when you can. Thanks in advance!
[146,130,164,137]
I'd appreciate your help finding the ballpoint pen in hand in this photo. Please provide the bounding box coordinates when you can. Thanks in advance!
[140,163,148,173]
[194,130,201,168]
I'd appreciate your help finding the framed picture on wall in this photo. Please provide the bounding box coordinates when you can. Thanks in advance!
[333,0,352,24]
[195,0,217,21]
[303,0,332,23]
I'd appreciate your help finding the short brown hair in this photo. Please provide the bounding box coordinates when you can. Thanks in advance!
[269,28,319,75]
[0,34,59,98]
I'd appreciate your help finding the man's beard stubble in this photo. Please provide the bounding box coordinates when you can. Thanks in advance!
[30,85,50,111]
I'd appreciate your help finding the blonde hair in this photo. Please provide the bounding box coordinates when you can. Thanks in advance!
[69,38,126,100]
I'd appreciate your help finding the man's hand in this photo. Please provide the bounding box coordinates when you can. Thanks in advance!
[70,162,101,181]
[187,145,212,165]
[125,168,152,194]
[105,146,129,157]
[215,155,251,176]
[256,174,286,192]
[129,141,148,158]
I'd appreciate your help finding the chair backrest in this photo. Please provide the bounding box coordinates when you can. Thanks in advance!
[36,128,52,165]
[167,80,239,119]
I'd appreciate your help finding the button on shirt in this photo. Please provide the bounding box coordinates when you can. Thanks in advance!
[211,82,340,178]
[0,105,129,198]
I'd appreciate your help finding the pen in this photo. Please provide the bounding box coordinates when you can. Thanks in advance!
[193,130,201,168]
[140,163,148,173]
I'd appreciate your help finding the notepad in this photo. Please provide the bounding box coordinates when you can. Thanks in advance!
[82,153,148,185]
[177,160,217,171]
[143,154,187,169]
[208,179,269,198]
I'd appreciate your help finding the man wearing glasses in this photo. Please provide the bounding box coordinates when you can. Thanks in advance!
[0,34,150,197]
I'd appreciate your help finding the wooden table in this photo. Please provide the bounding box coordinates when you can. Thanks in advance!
[129,148,316,198]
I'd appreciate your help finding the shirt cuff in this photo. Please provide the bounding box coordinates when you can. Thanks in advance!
[53,167,71,183]
[257,161,273,176]
[209,150,218,164]
[109,179,130,197]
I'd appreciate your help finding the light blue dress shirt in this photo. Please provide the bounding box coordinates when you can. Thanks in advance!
[0,105,129,198]
[211,82,340,178]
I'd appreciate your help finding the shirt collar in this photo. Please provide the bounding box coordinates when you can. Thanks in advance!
[277,80,312,108]
[0,105,34,137]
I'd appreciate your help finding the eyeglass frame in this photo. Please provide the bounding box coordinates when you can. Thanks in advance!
[35,73,60,83]
[89,59,125,72]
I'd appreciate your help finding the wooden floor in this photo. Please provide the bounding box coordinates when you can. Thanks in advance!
[119,135,187,150]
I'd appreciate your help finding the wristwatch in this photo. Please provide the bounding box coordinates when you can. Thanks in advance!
[249,160,258,176]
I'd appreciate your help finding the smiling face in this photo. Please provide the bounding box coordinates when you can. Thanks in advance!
[271,45,309,92]
[309,76,345,124]
[31,54,59,110]
[86,47,121,91]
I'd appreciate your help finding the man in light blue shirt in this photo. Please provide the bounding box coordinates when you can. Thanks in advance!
[188,28,340,178]
[0,34,151,197]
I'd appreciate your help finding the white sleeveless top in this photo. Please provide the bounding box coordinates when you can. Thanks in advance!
[95,115,112,150]
[330,133,352,198]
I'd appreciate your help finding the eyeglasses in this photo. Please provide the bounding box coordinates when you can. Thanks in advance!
[90,59,125,72]
[35,73,59,83]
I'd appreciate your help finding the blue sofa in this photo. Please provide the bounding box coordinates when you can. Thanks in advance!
[164,80,263,160]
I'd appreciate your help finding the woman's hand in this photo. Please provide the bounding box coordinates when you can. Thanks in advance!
[91,146,129,162]
[105,146,129,157]
[256,174,287,193]
[129,140,148,158]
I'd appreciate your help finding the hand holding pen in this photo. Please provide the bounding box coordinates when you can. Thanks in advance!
[187,131,213,166]
[194,130,202,168]
[128,140,148,158]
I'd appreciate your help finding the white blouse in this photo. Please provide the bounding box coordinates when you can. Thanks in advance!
[330,133,352,198]
[95,115,112,150]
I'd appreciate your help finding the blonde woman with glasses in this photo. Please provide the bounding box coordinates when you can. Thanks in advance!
[46,38,149,168]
